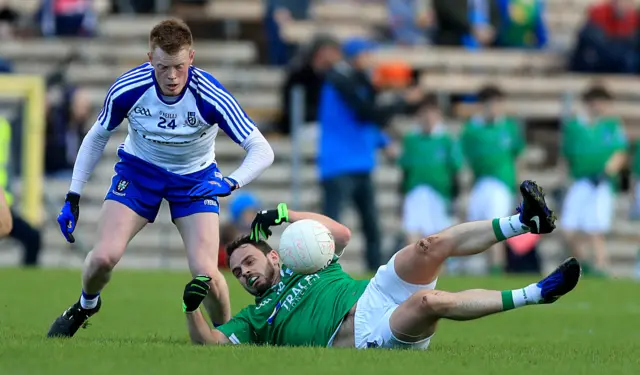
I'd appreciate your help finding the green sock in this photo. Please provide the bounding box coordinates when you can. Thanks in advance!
[492,215,530,241]
[501,284,543,311]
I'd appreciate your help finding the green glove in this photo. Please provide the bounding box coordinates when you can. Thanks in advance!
[249,203,289,241]
[182,275,211,313]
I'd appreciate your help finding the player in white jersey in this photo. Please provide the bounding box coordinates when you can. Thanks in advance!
[47,19,275,338]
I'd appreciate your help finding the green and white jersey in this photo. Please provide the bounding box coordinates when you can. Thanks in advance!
[217,260,369,347]
[562,115,628,180]
[460,116,525,191]
[398,126,463,199]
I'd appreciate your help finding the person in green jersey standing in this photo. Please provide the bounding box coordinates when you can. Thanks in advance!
[560,86,628,277]
[630,140,640,220]
[399,94,463,244]
[460,85,526,275]
[181,181,581,350]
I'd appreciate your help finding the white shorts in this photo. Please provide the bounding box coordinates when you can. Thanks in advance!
[403,185,452,237]
[467,177,514,221]
[560,178,613,233]
[354,254,438,350]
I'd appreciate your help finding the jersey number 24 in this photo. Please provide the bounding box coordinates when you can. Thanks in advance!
[157,116,176,130]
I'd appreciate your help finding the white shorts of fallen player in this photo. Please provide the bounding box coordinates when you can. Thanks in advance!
[402,185,452,237]
[560,178,614,234]
[353,254,438,350]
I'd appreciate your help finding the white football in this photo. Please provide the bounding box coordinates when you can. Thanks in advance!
[277,219,335,274]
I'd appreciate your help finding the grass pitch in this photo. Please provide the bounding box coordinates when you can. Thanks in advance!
[0,267,638,375]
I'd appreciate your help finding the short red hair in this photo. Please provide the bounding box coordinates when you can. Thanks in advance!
[149,19,193,54]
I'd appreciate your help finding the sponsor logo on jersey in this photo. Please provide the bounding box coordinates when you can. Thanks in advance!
[133,106,151,117]
[279,274,320,311]
[256,297,272,311]
[186,112,198,127]
[160,111,177,119]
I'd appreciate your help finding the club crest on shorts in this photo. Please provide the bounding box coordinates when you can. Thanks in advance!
[116,179,129,192]
[186,111,197,127]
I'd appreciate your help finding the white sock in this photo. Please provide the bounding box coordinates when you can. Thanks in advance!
[80,293,99,309]
[511,283,542,307]
[496,214,530,240]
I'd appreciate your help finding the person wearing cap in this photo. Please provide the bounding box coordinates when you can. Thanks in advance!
[459,85,526,275]
[317,37,422,272]
[560,85,628,277]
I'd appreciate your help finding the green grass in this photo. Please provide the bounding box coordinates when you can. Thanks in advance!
[0,267,638,375]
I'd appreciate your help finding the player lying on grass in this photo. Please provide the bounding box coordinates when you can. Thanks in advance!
[47,19,274,338]
[181,180,581,349]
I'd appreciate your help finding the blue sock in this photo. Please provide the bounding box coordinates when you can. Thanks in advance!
[80,290,100,309]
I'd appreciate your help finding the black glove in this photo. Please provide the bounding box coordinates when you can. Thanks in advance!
[182,275,211,313]
[250,203,289,241]
[57,192,80,243]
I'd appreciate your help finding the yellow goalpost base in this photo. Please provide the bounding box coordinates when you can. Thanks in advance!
[0,74,46,227]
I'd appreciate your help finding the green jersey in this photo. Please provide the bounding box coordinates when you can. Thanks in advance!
[460,116,525,190]
[561,116,628,180]
[398,127,463,199]
[632,140,640,176]
[217,260,368,347]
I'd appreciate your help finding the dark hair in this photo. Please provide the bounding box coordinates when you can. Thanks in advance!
[582,84,612,102]
[225,235,273,265]
[149,19,193,54]
[478,85,505,102]
[417,93,439,109]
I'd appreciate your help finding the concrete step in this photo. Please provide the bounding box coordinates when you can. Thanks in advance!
[0,39,256,64]
[84,86,279,111]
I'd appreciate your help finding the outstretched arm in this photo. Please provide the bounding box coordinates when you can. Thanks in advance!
[185,310,230,345]
[287,209,351,256]
[183,276,254,346]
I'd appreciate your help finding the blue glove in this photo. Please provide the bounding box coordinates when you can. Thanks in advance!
[188,177,239,200]
[57,192,80,243]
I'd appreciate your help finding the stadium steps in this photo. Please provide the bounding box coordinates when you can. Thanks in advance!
[99,15,181,39]
[56,64,284,89]
[0,39,256,64]
[81,87,279,113]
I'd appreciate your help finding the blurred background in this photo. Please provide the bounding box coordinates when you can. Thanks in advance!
[1,0,640,280]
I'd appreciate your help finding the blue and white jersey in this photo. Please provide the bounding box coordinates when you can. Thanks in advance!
[97,62,256,175]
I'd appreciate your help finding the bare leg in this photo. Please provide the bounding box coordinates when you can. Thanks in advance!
[390,256,581,343]
[175,213,232,325]
[488,243,506,273]
[590,234,609,272]
[394,219,516,285]
[390,288,516,342]
[82,201,148,296]
[564,231,587,262]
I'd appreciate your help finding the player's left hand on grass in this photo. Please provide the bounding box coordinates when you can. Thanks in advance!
[182,275,211,313]
[250,203,289,241]
[188,177,239,200]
